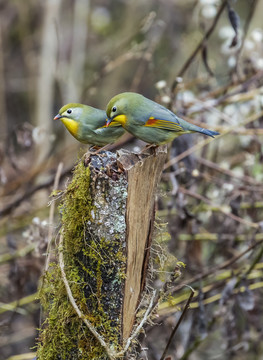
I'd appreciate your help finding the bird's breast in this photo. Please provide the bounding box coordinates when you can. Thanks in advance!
[61,118,79,138]
[113,114,128,127]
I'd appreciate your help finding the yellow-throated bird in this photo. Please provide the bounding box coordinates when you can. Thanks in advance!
[54,103,125,147]
[106,92,219,144]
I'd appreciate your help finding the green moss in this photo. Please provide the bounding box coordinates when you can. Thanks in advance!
[37,159,127,360]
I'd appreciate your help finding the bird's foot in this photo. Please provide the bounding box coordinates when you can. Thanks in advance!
[90,144,111,155]
[140,144,159,156]
[95,144,110,154]
[84,144,112,165]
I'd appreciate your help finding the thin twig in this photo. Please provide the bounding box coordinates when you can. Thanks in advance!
[59,230,158,358]
[151,230,263,243]
[44,162,63,272]
[237,239,263,287]
[164,110,263,170]
[234,0,259,76]
[169,0,228,108]
[185,70,263,114]
[35,0,62,166]
[58,233,116,360]
[179,186,259,229]
[0,244,35,265]
[169,237,263,296]
[118,290,157,356]
[0,166,72,219]
[0,25,7,144]
[159,287,195,360]
[173,0,228,82]
[0,293,37,315]
[196,157,262,186]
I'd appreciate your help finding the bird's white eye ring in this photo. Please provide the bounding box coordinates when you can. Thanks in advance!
[112,106,117,113]
[67,109,72,114]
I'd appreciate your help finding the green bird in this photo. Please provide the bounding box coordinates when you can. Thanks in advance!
[106,92,219,145]
[54,103,125,147]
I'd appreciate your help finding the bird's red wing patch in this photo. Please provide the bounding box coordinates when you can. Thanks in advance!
[145,118,183,131]
[101,120,121,128]
[145,117,157,126]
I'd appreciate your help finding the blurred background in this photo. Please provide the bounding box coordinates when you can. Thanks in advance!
[1,0,263,359]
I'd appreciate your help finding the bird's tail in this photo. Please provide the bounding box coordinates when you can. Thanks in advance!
[195,127,220,138]
[179,118,219,138]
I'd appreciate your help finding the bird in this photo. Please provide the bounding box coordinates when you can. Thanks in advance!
[106,92,219,145]
[54,103,125,147]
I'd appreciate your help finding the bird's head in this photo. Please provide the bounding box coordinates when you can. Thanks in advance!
[106,92,139,127]
[54,103,84,137]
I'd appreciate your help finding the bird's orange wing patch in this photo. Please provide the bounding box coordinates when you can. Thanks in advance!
[101,120,121,128]
[145,117,183,131]
[145,117,157,126]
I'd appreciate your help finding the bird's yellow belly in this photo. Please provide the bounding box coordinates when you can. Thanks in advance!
[61,118,79,138]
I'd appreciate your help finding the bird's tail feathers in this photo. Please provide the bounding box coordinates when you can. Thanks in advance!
[197,127,220,138]
[181,120,219,138]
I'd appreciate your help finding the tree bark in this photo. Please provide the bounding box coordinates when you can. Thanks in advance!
[38,146,167,360]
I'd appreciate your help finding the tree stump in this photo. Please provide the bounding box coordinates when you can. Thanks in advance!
[37,146,167,360]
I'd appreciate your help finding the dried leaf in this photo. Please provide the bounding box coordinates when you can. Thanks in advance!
[197,287,207,339]
[201,44,214,76]
[220,277,237,306]
[230,34,238,47]
[227,3,240,48]
[237,281,255,311]
[230,195,242,216]
[227,4,240,35]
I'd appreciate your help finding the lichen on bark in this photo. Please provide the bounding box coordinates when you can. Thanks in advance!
[38,152,128,360]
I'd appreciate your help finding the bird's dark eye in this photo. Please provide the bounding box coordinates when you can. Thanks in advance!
[67,109,72,114]
[112,106,117,113]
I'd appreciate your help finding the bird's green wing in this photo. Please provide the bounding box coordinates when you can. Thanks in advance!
[144,117,184,131]
[143,102,219,137]
[143,103,185,131]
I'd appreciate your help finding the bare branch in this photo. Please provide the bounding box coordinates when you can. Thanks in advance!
[159,287,195,360]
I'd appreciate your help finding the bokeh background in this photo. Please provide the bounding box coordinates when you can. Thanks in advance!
[1,0,263,359]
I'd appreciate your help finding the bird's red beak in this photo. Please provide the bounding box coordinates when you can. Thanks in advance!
[106,119,111,127]
[54,114,61,121]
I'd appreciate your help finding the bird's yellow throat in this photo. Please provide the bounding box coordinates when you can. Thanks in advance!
[113,114,127,126]
[60,118,79,137]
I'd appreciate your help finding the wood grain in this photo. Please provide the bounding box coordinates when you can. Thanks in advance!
[118,146,167,340]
